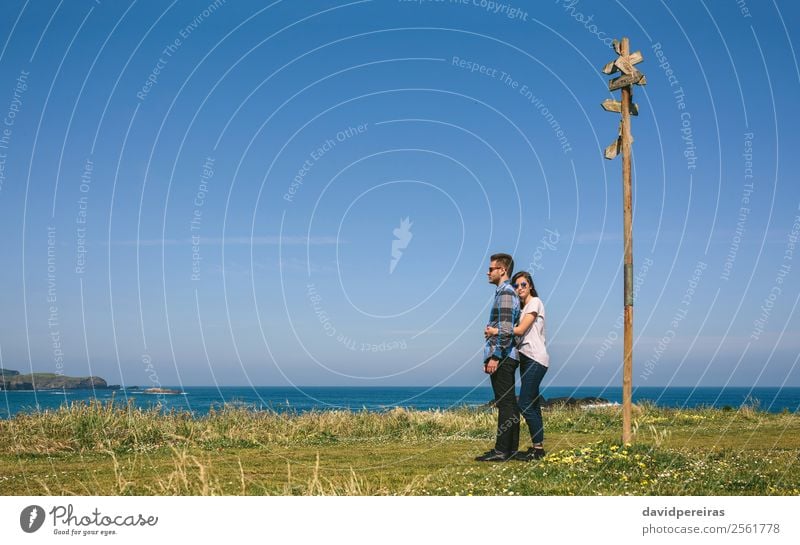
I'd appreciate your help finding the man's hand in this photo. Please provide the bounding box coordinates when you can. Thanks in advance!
[484,326,498,339]
[484,358,499,374]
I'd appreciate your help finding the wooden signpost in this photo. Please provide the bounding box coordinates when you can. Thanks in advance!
[601,37,645,444]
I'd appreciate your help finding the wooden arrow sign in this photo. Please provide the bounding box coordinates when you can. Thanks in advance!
[604,123,635,159]
[604,137,621,160]
[602,51,643,75]
[614,55,636,75]
[605,121,623,159]
[601,98,639,116]
[609,70,645,91]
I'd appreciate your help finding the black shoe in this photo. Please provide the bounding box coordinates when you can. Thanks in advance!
[474,449,511,462]
[514,447,545,461]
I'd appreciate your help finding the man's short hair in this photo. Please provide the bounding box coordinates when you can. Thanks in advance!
[490,253,514,276]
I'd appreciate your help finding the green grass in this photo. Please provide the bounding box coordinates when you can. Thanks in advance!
[0,400,798,495]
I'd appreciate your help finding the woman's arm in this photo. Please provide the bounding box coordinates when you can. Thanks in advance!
[515,312,536,336]
[484,312,537,338]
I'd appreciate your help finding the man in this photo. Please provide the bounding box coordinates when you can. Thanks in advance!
[475,253,521,462]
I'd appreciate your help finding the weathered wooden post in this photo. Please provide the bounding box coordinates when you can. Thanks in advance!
[602,37,646,444]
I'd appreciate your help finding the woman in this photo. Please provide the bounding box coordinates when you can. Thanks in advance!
[484,271,549,460]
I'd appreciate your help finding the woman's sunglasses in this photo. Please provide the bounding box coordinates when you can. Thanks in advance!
[513,282,529,289]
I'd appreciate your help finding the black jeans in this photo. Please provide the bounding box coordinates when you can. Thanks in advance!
[489,356,520,454]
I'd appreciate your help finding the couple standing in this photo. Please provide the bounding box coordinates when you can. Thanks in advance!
[476,253,550,462]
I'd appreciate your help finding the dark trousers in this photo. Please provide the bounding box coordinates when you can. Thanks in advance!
[489,356,520,454]
[518,354,548,444]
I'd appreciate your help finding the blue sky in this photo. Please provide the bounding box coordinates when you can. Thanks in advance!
[0,0,799,388]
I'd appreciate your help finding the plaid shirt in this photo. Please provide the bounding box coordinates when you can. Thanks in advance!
[484,280,520,363]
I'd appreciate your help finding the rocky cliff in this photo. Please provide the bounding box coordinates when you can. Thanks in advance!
[0,371,115,390]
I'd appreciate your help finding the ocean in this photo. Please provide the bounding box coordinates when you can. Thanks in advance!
[1,386,799,418]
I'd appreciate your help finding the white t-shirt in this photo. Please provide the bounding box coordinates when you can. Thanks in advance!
[518,297,549,366]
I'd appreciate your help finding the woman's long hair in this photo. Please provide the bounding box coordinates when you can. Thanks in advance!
[511,271,538,299]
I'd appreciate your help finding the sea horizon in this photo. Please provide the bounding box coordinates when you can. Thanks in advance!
[2,385,799,418]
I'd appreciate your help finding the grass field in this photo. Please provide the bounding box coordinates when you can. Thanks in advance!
[1,400,798,495]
